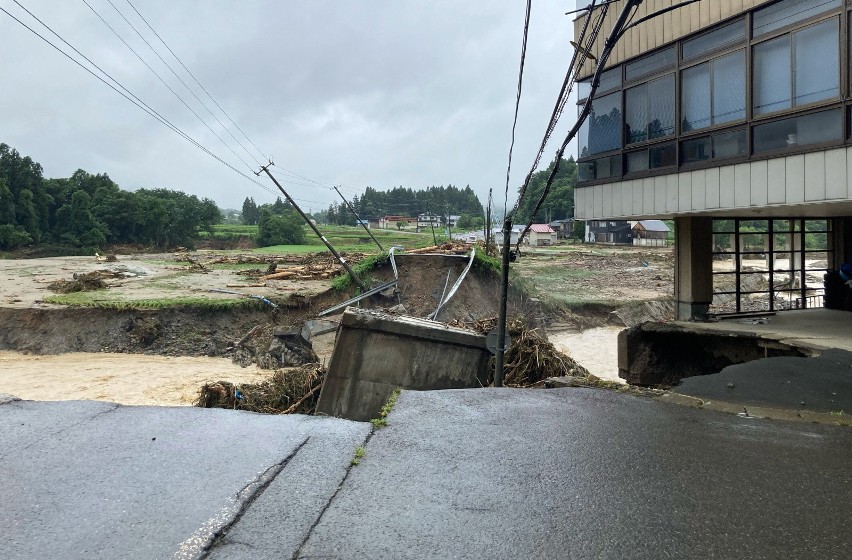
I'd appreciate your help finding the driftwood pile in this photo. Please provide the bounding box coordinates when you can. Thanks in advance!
[195,363,325,415]
[405,242,472,255]
[47,270,127,293]
[450,317,595,387]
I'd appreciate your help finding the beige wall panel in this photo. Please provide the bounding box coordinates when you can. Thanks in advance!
[705,167,721,208]
[709,1,722,26]
[692,168,707,211]
[785,154,806,204]
[654,175,667,213]
[719,165,736,207]
[583,186,594,218]
[622,180,633,216]
[663,4,674,44]
[603,181,614,217]
[767,158,786,204]
[824,148,846,200]
[734,163,751,207]
[666,173,679,212]
[804,152,826,202]
[699,1,710,29]
[678,172,693,211]
[611,182,622,217]
[594,184,604,217]
[633,178,644,214]
[643,177,656,214]
[574,188,585,219]
[750,160,769,206]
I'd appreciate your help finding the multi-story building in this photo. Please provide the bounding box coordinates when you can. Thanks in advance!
[573,0,852,319]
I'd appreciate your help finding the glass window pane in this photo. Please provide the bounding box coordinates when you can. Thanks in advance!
[649,144,676,168]
[712,129,747,158]
[577,79,591,101]
[578,162,595,182]
[753,35,792,115]
[625,46,675,82]
[713,233,735,253]
[626,151,649,173]
[625,84,648,144]
[794,18,839,105]
[753,0,841,37]
[683,19,745,60]
[597,66,622,93]
[681,63,711,131]
[681,136,712,164]
[753,109,842,153]
[578,92,622,157]
[648,75,675,140]
[713,219,736,233]
[713,51,746,124]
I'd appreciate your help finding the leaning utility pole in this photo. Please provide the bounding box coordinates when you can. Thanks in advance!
[333,185,384,252]
[485,188,493,251]
[257,163,367,291]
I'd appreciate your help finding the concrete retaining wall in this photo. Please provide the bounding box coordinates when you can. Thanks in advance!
[316,308,490,421]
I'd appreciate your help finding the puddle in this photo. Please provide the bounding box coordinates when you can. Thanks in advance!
[548,326,625,384]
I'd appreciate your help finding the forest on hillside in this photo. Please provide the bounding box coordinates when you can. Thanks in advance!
[513,157,577,224]
[0,143,222,251]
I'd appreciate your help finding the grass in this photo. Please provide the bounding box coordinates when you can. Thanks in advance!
[43,292,267,310]
[251,225,436,254]
[370,389,401,429]
[351,446,366,466]
[331,253,390,291]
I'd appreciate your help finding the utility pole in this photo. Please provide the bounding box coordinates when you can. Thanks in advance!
[494,0,647,386]
[257,163,367,291]
[485,188,493,250]
[333,185,384,252]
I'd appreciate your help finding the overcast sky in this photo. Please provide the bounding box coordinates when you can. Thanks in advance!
[0,0,580,213]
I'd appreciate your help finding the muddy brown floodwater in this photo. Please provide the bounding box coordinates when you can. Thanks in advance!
[0,351,270,406]
[548,327,625,384]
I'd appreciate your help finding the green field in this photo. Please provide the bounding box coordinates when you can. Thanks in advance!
[208,224,443,254]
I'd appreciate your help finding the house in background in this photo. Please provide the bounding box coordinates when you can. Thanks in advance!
[379,216,411,229]
[585,220,632,244]
[416,213,441,232]
[528,224,558,246]
[550,219,575,239]
[573,0,851,319]
[632,220,670,246]
[493,226,526,246]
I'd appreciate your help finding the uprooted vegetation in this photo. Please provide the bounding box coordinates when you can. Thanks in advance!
[196,363,325,414]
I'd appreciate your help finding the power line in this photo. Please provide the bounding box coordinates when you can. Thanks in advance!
[122,0,268,164]
[502,0,533,213]
[82,0,256,173]
[108,0,263,168]
[1,2,284,202]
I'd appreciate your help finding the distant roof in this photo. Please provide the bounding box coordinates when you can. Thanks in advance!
[530,224,555,233]
[635,220,670,232]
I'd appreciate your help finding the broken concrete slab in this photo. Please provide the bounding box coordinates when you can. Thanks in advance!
[316,308,489,421]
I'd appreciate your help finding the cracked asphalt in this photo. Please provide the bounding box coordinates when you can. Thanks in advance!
[2,388,851,559]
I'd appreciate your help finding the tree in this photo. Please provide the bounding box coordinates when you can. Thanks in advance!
[0,179,15,225]
[55,190,107,247]
[256,208,306,246]
[396,220,409,230]
[242,197,259,225]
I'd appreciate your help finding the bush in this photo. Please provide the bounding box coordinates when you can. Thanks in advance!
[0,224,32,249]
[257,209,306,246]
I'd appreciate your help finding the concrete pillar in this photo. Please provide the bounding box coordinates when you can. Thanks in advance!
[674,217,713,321]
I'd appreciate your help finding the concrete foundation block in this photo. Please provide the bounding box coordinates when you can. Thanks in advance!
[316,308,490,421]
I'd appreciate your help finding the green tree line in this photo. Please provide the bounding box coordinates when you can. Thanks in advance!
[322,184,485,226]
[513,157,577,224]
[241,196,305,246]
[0,143,221,250]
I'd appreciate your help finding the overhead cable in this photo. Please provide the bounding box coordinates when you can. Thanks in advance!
[502,0,533,213]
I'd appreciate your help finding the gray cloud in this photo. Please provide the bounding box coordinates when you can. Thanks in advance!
[0,0,580,212]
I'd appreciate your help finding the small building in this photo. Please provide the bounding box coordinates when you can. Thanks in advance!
[550,219,575,239]
[356,219,371,229]
[368,218,381,229]
[417,213,442,232]
[585,220,632,244]
[632,220,670,247]
[493,226,525,246]
[528,224,558,246]
[379,216,411,229]
[447,215,461,228]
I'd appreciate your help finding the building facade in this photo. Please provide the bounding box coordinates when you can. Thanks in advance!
[573,0,852,319]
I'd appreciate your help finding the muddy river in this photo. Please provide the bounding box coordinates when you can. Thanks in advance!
[548,327,625,383]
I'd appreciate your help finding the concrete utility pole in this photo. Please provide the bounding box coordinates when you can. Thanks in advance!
[257,163,367,291]
[334,185,384,252]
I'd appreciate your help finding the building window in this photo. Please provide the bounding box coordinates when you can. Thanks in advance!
[753,18,839,115]
[625,46,675,82]
[752,108,842,153]
[681,50,746,132]
[578,92,622,157]
[577,66,622,101]
[578,155,622,182]
[625,143,676,174]
[752,0,841,37]
[681,129,747,164]
[682,18,745,60]
[625,74,675,144]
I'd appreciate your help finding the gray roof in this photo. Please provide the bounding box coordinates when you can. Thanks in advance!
[635,220,670,232]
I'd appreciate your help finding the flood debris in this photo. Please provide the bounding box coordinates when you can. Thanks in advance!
[196,363,325,414]
[47,271,108,293]
[451,317,594,387]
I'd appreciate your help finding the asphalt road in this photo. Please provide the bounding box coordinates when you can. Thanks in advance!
[0,399,370,560]
[2,389,851,559]
[300,389,852,560]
